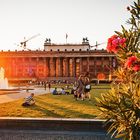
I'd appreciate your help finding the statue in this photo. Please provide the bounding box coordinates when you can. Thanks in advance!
[45,38,49,43]
[45,38,51,43]
[83,38,85,42]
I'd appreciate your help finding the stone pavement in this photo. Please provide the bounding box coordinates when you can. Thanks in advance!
[0,87,50,104]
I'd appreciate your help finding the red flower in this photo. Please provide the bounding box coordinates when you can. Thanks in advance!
[125,56,138,68]
[111,35,118,39]
[106,35,126,53]
[132,65,140,72]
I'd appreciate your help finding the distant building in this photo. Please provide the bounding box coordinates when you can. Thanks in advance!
[0,38,117,82]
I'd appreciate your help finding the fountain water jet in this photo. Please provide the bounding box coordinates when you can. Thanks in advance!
[0,67,8,89]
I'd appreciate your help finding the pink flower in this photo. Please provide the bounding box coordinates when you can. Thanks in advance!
[119,38,126,44]
[106,35,126,53]
[112,39,119,46]
[119,38,126,47]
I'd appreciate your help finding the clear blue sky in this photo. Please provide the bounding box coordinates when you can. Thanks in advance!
[0,0,135,50]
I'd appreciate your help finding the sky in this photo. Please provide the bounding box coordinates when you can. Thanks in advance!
[0,0,135,51]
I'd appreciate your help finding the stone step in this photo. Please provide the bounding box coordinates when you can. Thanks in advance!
[0,129,111,140]
[0,117,118,140]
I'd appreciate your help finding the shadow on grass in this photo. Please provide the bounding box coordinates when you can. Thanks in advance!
[33,98,96,118]
[42,93,97,107]
[24,104,64,118]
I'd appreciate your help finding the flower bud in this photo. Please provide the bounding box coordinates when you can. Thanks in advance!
[127,6,130,11]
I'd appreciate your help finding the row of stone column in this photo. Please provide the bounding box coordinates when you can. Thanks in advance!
[6,57,78,78]
[6,56,115,79]
[42,57,78,77]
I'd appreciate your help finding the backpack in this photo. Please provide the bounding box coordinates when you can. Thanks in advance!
[85,84,91,90]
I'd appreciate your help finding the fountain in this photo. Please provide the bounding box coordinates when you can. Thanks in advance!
[0,67,21,95]
[0,67,8,89]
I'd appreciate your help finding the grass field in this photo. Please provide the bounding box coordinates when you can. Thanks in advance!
[0,84,110,118]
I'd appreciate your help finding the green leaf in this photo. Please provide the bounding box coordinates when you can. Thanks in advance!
[115,31,123,37]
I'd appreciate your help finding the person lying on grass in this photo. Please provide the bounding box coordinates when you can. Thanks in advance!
[22,93,35,106]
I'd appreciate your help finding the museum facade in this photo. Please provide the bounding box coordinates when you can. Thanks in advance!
[0,39,116,82]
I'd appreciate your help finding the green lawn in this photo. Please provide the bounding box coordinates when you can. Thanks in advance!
[0,84,110,118]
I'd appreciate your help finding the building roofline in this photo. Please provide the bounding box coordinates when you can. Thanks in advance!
[44,43,90,46]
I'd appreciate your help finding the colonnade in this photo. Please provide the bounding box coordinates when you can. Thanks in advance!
[38,57,80,78]
[7,57,81,78]
[5,56,116,80]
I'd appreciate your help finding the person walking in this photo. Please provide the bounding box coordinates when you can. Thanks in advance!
[48,82,51,92]
[44,82,47,90]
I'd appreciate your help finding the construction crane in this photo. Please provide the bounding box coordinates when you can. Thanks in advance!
[90,41,106,50]
[18,34,40,50]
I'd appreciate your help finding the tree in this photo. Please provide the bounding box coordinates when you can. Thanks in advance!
[96,1,140,140]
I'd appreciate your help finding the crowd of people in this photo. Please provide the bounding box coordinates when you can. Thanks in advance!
[22,74,92,107]
[51,74,92,101]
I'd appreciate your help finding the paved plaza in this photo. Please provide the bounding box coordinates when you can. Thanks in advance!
[0,87,50,104]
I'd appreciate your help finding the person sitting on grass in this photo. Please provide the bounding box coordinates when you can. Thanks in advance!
[61,88,66,95]
[22,93,35,106]
[52,87,58,95]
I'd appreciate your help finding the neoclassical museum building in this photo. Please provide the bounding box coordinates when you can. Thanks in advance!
[0,38,117,82]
